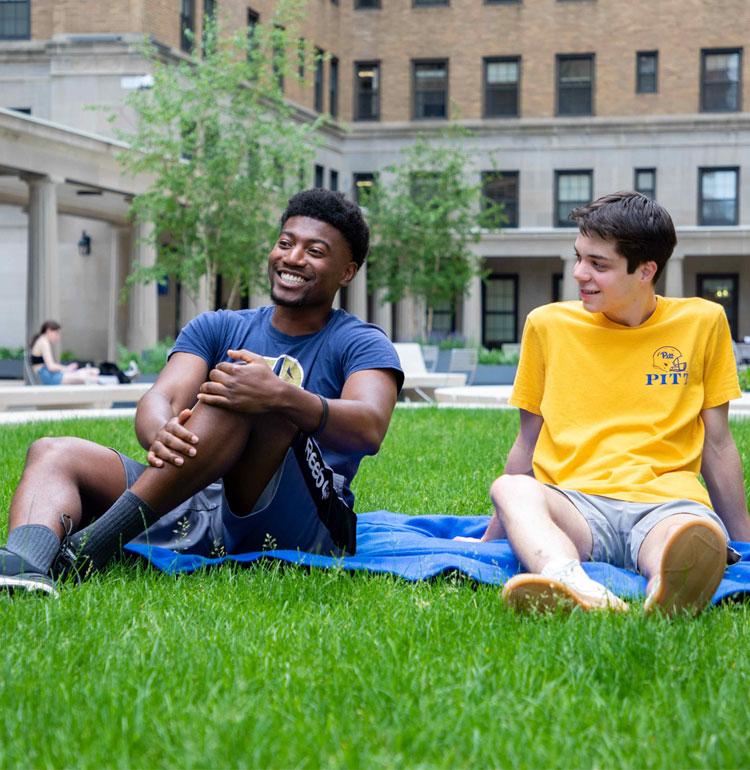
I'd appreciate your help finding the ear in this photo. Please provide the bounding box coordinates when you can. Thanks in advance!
[639,260,657,282]
[339,261,358,287]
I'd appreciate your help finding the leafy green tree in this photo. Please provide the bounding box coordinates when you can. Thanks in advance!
[112,7,321,311]
[363,132,503,340]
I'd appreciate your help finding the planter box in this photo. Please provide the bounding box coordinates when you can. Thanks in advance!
[0,359,24,379]
[474,364,517,386]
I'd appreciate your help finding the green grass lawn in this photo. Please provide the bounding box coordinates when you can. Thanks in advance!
[2,410,750,770]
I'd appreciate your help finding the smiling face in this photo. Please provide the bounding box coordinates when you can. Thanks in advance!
[268,216,357,311]
[573,232,657,323]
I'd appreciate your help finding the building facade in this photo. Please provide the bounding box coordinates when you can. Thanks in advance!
[1,0,749,357]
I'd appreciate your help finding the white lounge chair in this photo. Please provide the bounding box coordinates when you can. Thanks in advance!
[393,343,466,402]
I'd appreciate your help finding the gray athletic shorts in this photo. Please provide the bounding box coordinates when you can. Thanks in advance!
[123,434,356,557]
[552,488,730,572]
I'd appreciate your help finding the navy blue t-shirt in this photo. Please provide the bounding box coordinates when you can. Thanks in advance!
[171,306,403,507]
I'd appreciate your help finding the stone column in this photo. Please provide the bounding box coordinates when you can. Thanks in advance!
[331,292,341,310]
[395,295,424,342]
[371,289,392,338]
[180,275,211,326]
[127,221,158,353]
[24,174,59,345]
[561,255,578,301]
[347,262,368,321]
[107,227,128,361]
[461,273,483,346]
[664,251,685,298]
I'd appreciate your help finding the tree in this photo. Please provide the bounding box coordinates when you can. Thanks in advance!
[112,6,321,313]
[362,132,503,341]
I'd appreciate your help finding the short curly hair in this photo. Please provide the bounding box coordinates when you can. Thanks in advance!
[280,188,370,267]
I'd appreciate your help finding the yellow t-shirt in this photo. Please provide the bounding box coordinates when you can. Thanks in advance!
[509,296,741,507]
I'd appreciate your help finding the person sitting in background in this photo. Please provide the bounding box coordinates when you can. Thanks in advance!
[29,321,99,385]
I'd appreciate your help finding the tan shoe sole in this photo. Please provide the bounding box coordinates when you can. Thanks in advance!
[502,573,629,613]
[644,518,726,617]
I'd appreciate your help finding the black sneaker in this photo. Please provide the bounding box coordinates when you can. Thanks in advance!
[0,549,59,597]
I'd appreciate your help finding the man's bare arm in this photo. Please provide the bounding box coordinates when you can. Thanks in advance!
[504,409,544,475]
[701,403,750,540]
[196,349,399,455]
[135,352,209,466]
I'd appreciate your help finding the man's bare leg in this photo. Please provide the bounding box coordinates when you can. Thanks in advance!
[9,437,128,536]
[488,474,591,570]
[491,474,627,612]
[63,402,297,573]
[0,438,128,594]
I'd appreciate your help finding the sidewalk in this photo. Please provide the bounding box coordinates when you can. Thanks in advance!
[434,385,750,418]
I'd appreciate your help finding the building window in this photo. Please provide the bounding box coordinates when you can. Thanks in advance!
[412,60,448,119]
[485,0,521,4]
[699,168,739,226]
[314,164,325,188]
[329,56,339,117]
[482,171,519,228]
[701,49,742,112]
[330,169,339,191]
[430,298,456,336]
[555,170,592,227]
[272,25,285,92]
[180,0,195,53]
[353,173,375,204]
[414,0,448,6]
[634,168,656,200]
[556,54,594,116]
[483,275,518,347]
[410,172,440,207]
[484,57,520,118]
[355,0,380,7]
[314,49,325,112]
[354,61,380,121]
[0,0,30,39]
[246,8,259,58]
[552,273,563,302]
[297,38,305,78]
[636,51,658,94]
[697,274,739,340]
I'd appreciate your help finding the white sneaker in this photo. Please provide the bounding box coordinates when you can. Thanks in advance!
[502,559,629,613]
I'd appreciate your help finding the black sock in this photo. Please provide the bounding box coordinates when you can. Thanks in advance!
[6,525,61,573]
[66,490,158,572]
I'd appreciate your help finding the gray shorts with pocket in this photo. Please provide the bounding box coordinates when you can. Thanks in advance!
[551,488,730,572]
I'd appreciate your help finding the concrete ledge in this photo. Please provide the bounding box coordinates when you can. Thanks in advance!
[0,407,136,425]
[434,385,514,407]
[0,383,151,411]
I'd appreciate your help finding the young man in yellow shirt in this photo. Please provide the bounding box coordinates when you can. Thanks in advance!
[481,191,750,615]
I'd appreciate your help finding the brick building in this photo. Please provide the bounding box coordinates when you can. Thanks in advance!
[0,0,748,357]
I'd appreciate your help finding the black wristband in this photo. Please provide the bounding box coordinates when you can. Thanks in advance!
[313,394,329,435]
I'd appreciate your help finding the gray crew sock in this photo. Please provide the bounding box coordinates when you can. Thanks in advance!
[67,490,157,572]
[6,525,61,573]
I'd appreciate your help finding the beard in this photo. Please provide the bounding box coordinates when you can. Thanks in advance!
[270,285,306,308]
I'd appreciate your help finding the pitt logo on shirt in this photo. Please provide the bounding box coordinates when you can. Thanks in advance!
[646,346,689,385]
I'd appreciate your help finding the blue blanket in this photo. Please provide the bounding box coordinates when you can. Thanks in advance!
[125,511,750,605]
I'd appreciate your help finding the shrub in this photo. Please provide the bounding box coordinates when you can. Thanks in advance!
[477,347,520,366]
[0,347,24,360]
[118,337,175,375]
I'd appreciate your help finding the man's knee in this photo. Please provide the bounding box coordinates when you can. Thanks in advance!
[26,436,77,467]
[490,474,538,518]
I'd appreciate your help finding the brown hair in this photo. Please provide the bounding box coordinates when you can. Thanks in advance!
[570,192,677,282]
